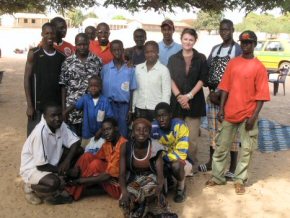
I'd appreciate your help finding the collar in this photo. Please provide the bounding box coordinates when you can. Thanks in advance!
[161,40,176,48]
[40,115,61,136]
[140,60,161,71]
[108,60,126,69]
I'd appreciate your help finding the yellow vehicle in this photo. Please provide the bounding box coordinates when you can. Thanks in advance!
[254,39,290,71]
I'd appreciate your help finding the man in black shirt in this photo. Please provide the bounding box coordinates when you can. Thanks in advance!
[24,22,65,136]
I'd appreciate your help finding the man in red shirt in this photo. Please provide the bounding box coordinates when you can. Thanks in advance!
[206,30,270,195]
[89,22,113,64]
[51,17,75,57]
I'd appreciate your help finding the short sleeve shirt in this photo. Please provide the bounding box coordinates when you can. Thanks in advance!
[89,41,113,64]
[101,61,137,103]
[59,53,102,124]
[20,116,80,182]
[95,136,127,178]
[54,40,75,57]
[75,94,114,139]
[218,56,270,123]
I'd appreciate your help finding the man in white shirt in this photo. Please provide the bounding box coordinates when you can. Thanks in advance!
[20,103,81,205]
[132,41,171,121]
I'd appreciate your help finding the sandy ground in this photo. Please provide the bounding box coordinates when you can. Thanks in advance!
[1,55,290,218]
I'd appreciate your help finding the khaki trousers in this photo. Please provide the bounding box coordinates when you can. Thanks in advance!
[185,117,201,162]
[211,120,258,184]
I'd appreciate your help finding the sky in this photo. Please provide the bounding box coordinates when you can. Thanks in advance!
[81,4,283,24]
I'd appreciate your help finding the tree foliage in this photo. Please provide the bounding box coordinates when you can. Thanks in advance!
[235,12,290,34]
[112,15,126,20]
[193,11,223,34]
[1,0,290,15]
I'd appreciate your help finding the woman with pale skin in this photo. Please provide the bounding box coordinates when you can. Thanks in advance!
[167,28,208,163]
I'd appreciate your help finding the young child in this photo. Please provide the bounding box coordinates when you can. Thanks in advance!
[64,75,113,151]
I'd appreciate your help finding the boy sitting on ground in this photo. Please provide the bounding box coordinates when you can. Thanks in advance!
[20,103,81,205]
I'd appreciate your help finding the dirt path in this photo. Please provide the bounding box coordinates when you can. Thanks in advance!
[0,56,290,218]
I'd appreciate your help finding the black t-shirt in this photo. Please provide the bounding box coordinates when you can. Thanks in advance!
[31,47,65,111]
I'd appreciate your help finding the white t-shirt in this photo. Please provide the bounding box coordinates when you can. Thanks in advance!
[211,44,237,59]
[20,116,79,183]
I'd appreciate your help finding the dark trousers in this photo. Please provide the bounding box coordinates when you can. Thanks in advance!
[134,107,155,122]
[27,110,42,137]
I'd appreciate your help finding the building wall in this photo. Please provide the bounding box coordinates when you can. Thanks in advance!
[15,18,49,28]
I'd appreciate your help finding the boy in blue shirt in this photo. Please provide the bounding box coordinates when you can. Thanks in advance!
[64,75,113,147]
[101,40,137,137]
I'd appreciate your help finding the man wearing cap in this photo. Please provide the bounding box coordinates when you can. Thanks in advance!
[158,19,182,66]
[206,30,270,195]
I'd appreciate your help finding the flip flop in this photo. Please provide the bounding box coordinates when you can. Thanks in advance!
[198,164,212,172]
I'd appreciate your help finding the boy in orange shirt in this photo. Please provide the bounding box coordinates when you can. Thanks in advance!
[206,31,270,194]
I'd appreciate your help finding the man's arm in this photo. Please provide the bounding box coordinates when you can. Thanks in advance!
[75,173,111,185]
[245,100,264,131]
[24,49,35,119]
[217,90,229,123]
[37,164,58,173]
[61,86,67,113]
[58,141,81,175]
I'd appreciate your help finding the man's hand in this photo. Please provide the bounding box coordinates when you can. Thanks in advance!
[58,159,71,176]
[217,109,224,123]
[26,105,35,120]
[119,191,134,209]
[245,116,256,131]
[127,111,133,125]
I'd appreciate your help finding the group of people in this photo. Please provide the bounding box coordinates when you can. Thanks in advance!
[20,16,270,217]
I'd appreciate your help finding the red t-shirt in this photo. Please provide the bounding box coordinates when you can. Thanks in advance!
[89,40,113,64]
[54,40,75,57]
[218,56,270,123]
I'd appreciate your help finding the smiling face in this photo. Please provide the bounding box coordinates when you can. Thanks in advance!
[41,25,56,47]
[96,23,110,46]
[181,33,196,51]
[133,122,151,143]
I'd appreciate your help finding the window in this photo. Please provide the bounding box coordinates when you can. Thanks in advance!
[255,41,265,51]
[265,41,284,52]
[32,19,36,24]
[24,19,28,23]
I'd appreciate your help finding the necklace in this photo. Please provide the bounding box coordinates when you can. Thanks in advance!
[132,141,151,161]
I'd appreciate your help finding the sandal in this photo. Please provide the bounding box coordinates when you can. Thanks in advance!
[234,183,245,195]
[205,180,224,187]
[198,163,212,172]
[174,188,186,203]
